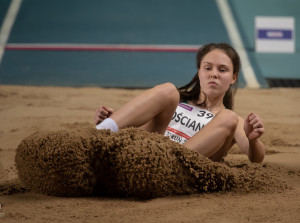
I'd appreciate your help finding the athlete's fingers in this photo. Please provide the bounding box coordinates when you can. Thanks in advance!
[254,127,265,134]
[249,115,263,126]
[252,120,263,128]
[100,109,109,117]
[95,106,109,124]
[102,105,114,115]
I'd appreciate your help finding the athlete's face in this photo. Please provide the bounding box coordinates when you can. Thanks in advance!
[198,49,237,97]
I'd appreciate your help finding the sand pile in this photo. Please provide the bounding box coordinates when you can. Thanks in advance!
[15,127,286,199]
[15,128,104,197]
[0,178,28,195]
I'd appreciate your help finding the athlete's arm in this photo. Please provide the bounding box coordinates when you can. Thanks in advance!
[234,114,265,163]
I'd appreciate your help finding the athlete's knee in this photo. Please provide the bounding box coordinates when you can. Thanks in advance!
[155,82,179,105]
[217,109,239,131]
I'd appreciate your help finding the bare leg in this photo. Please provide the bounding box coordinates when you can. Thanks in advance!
[183,109,238,162]
[110,83,179,134]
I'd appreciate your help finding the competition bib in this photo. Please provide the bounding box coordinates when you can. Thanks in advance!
[164,102,215,144]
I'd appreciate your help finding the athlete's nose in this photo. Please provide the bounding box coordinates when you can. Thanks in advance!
[209,68,218,79]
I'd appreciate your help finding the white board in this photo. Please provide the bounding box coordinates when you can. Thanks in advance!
[255,16,295,53]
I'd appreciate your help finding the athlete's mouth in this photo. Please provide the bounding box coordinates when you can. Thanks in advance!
[208,81,218,86]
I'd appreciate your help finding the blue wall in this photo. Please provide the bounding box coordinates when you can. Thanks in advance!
[0,0,299,87]
[229,0,300,80]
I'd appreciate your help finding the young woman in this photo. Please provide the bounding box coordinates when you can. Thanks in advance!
[94,43,265,163]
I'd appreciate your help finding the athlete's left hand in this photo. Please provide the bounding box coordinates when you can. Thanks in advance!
[244,113,265,141]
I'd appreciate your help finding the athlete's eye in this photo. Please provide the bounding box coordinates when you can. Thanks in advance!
[219,67,228,72]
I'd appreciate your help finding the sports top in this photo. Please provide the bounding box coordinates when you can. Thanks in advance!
[164,102,215,144]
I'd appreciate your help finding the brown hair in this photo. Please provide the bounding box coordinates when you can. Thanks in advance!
[178,43,240,110]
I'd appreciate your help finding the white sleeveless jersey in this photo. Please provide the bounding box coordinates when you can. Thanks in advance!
[164,102,215,144]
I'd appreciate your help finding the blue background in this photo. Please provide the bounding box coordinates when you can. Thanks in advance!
[0,0,299,88]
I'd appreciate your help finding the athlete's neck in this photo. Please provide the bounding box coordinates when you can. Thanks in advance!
[194,93,225,114]
[203,99,225,113]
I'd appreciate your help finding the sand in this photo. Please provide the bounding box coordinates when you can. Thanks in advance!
[0,85,300,222]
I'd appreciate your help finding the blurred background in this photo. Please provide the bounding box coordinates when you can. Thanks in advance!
[0,0,299,88]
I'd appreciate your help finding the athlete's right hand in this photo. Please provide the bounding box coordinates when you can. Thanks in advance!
[94,105,114,125]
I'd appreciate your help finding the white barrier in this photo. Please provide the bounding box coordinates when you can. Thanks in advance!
[255,16,295,53]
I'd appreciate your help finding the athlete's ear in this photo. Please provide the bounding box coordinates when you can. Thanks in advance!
[231,73,237,84]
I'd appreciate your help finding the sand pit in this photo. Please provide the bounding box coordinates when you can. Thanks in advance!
[15,127,286,199]
[1,85,300,223]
